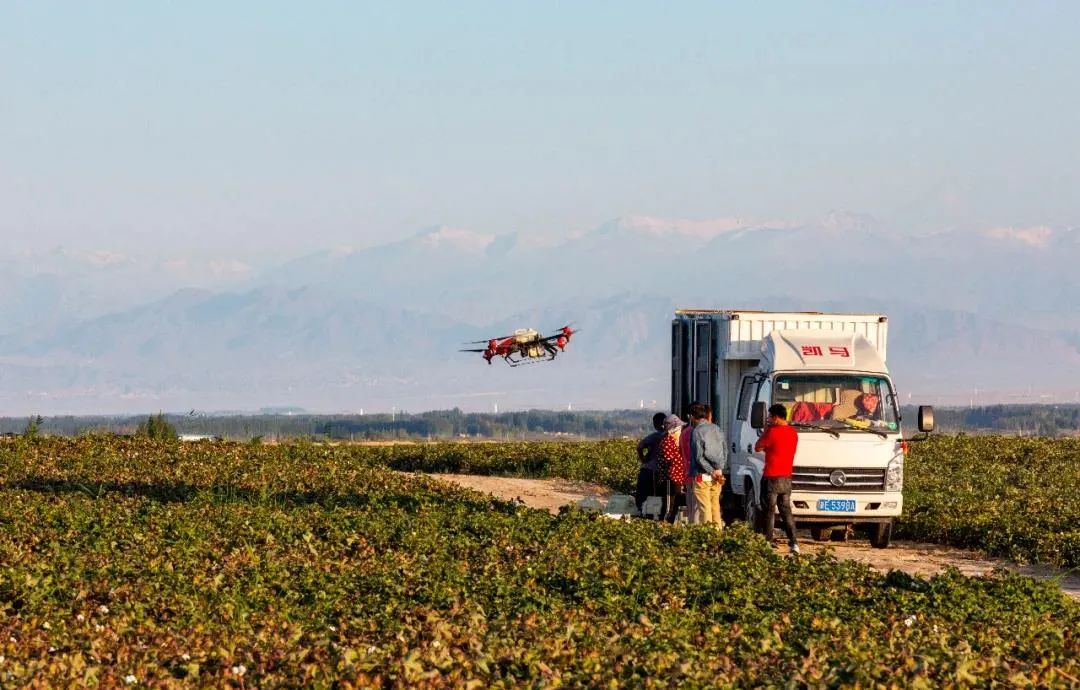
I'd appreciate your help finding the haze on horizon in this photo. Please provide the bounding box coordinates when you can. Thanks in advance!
[3,2,1079,260]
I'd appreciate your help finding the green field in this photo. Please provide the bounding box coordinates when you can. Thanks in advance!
[0,438,1077,687]
[338,435,1080,569]
[899,435,1080,568]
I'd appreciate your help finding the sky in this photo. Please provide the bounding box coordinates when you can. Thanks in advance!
[3,2,1079,258]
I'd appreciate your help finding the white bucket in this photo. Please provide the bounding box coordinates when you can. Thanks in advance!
[641,496,663,519]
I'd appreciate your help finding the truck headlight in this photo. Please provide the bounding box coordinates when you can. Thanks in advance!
[885,456,903,492]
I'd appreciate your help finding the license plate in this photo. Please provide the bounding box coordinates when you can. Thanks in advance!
[817,499,856,512]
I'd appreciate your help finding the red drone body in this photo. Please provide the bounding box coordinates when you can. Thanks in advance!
[460,325,577,367]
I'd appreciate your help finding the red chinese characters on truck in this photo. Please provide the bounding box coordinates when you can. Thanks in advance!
[801,345,850,357]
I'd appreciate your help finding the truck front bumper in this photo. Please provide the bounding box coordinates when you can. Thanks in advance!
[788,491,903,522]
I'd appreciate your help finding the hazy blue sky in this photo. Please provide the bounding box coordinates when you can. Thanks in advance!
[3,2,1078,257]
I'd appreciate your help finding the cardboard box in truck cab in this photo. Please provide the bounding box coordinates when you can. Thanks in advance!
[671,310,933,548]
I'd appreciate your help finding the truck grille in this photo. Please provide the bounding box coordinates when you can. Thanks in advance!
[791,467,885,492]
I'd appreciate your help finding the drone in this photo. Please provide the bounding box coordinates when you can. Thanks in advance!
[460,324,577,366]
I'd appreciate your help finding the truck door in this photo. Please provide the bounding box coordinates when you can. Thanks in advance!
[731,374,766,496]
[692,319,715,413]
[671,319,691,419]
[671,317,716,420]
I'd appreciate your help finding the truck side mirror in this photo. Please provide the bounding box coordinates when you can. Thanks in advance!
[750,401,766,429]
[917,405,935,433]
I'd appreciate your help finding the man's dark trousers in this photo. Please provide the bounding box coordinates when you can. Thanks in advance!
[765,476,798,545]
[635,467,657,514]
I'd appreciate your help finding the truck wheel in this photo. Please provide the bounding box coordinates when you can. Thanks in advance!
[810,526,832,542]
[870,520,893,549]
[743,482,763,532]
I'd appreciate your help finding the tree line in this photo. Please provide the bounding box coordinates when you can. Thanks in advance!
[3,404,1078,441]
[911,404,1080,437]
[0,408,659,441]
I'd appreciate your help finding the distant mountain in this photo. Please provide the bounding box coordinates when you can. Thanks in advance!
[242,214,1080,332]
[1,213,1078,413]
[0,248,256,334]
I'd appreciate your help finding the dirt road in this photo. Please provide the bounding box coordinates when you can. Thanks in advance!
[425,473,1080,602]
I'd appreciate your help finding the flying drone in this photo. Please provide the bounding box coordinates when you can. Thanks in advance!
[460,324,577,366]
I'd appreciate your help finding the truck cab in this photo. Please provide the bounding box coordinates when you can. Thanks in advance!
[672,310,933,547]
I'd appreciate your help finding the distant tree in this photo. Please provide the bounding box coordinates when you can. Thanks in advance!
[137,413,178,441]
[22,415,43,439]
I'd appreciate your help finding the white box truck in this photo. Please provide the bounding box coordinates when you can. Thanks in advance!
[671,310,934,548]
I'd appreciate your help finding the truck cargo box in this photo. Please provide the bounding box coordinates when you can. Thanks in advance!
[671,310,888,433]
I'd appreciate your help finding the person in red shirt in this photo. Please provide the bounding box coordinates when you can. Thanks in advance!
[754,403,800,554]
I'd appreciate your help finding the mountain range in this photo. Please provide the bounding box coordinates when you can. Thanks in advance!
[2,212,1079,414]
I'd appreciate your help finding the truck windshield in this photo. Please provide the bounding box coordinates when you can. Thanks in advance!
[772,374,899,433]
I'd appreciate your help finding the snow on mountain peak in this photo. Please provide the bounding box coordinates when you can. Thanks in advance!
[78,250,133,268]
[984,225,1054,248]
[594,215,750,239]
[412,225,494,252]
[159,257,253,280]
[817,210,883,235]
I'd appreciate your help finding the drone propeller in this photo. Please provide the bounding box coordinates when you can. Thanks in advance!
[466,336,513,344]
[542,326,580,341]
[459,348,489,353]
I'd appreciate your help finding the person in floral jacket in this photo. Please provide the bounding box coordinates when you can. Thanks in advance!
[658,414,688,523]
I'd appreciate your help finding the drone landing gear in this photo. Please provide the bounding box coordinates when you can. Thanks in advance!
[503,351,558,367]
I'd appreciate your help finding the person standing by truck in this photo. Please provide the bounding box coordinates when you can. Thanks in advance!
[688,402,726,526]
[657,414,688,523]
[634,412,666,514]
[680,409,695,522]
[754,404,800,554]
